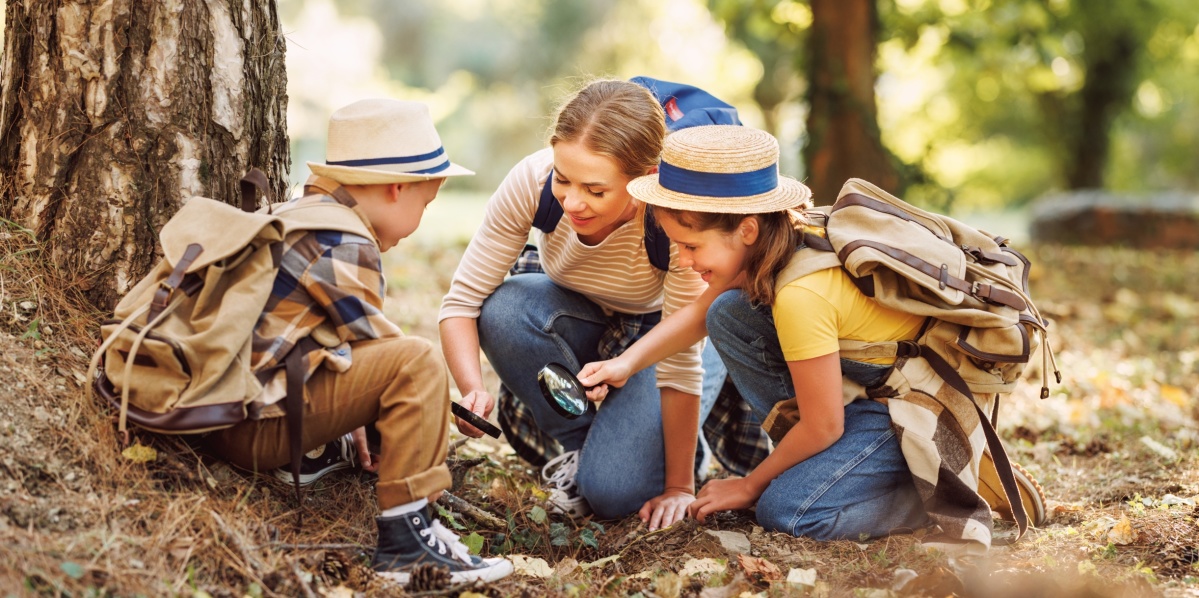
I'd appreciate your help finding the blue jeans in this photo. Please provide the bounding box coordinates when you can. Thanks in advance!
[478,274,723,519]
[706,290,928,540]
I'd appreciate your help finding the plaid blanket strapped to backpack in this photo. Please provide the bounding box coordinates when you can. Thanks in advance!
[774,178,1060,549]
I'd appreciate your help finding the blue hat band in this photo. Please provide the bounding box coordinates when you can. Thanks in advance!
[658,160,778,197]
[327,146,450,174]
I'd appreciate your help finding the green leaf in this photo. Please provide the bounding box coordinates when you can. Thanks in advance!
[436,506,466,530]
[550,522,570,547]
[463,532,484,555]
[579,527,599,549]
[528,505,547,524]
[60,561,85,580]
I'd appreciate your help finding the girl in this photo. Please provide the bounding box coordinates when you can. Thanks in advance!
[578,124,930,540]
[438,79,725,530]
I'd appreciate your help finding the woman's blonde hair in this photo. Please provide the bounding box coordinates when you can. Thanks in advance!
[550,79,666,178]
[651,206,803,306]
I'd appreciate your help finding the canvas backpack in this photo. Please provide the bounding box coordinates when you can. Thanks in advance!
[87,170,374,494]
[774,178,1059,543]
[530,76,743,271]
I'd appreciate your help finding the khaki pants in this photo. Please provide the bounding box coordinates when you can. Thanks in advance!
[206,336,452,509]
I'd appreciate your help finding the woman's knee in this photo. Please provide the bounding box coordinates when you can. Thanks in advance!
[755,488,842,541]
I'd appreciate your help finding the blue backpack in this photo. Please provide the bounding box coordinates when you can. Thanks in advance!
[531,76,742,270]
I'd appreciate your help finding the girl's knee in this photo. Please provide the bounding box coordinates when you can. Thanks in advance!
[706,290,748,336]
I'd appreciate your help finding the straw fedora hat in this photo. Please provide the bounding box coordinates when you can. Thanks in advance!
[628,125,810,214]
[307,99,474,185]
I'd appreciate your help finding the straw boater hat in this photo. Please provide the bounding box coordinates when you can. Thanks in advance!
[307,99,474,185]
[628,125,811,213]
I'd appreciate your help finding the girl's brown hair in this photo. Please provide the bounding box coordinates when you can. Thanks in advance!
[550,79,666,178]
[652,206,802,306]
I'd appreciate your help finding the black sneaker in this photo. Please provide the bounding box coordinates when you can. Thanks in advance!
[371,506,513,584]
[273,433,357,487]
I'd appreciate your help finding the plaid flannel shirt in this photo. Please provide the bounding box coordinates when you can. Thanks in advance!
[250,177,403,417]
[497,245,770,475]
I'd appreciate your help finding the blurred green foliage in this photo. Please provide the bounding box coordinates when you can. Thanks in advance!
[279,0,1197,211]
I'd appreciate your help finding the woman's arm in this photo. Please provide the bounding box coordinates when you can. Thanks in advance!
[439,316,492,437]
[689,351,844,521]
[638,386,701,530]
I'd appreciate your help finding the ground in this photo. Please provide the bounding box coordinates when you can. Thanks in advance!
[1,232,1197,597]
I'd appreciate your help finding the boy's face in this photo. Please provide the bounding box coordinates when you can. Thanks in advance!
[375,178,445,251]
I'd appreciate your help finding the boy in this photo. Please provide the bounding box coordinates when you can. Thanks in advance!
[203,99,513,584]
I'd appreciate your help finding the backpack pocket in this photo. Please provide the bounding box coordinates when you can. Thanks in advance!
[100,319,191,414]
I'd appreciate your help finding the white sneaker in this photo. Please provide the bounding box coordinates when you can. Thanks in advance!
[541,450,592,518]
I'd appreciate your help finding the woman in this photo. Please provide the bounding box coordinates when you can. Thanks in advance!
[578,124,930,540]
[438,79,722,530]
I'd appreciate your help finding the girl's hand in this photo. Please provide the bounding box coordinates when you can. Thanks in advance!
[639,488,695,531]
[349,426,378,473]
[578,357,633,390]
[688,477,761,522]
[455,390,495,438]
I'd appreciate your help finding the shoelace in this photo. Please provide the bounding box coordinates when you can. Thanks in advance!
[541,450,579,492]
[336,433,357,466]
[420,520,474,565]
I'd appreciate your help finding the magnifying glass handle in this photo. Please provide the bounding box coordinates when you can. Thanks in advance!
[450,401,501,439]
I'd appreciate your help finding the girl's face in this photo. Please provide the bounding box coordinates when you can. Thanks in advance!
[552,140,640,243]
[656,211,758,290]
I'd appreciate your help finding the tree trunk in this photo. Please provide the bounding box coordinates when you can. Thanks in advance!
[1065,31,1137,190]
[0,0,290,310]
[804,0,898,205]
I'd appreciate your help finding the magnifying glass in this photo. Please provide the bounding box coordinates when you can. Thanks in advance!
[537,362,592,419]
[450,401,501,438]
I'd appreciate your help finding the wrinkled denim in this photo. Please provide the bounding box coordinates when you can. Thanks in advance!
[478,274,722,518]
[706,290,928,540]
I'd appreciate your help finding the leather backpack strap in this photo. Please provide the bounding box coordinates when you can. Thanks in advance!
[239,168,270,213]
[920,347,1029,539]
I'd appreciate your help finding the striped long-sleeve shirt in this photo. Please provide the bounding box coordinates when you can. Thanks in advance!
[439,148,708,395]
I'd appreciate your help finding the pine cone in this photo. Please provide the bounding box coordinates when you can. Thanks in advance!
[407,562,452,593]
[321,550,352,582]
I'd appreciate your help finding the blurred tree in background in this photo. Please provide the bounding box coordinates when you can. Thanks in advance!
[276,0,1197,211]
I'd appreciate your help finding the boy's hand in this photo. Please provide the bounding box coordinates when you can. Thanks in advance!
[455,390,494,438]
[350,426,378,472]
[639,488,695,531]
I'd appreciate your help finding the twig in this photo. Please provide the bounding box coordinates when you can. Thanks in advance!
[251,542,364,551]
[290,559,318,598]
[437,491,506,529]
[210,509,266,572]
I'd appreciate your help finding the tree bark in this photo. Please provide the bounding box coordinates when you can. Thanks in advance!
[0,0,290,310]
[804,0,898,205]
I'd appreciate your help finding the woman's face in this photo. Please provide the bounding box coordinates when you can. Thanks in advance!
[551,140,640,243]
[656,211,757,290]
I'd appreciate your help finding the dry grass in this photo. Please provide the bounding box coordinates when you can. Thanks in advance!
[1,222,1197,597]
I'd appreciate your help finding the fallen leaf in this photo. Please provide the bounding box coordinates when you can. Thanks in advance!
[554,557,579,577]
[1107,515,1136,545]
[579,554,620,570]
[318,586,355,598]
[785,567,816,588]
[736,554,781,583]
[121,443,157,463]
[510,554,553,578]
[1140,436,1177,460]
[891,568,918,590]
[1160,385,1189,408]
[679,557,727,577]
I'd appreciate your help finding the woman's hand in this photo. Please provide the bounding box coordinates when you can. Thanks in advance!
[639,488,696,531]
[688,477,761,522]
[455,389,495,438]
[349,426,378,473]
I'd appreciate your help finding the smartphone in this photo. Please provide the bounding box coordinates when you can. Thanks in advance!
[450,401,501,439]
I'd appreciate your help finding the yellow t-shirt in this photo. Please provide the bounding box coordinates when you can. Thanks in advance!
[772,268,926,364]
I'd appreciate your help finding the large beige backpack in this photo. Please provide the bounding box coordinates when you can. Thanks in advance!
[88,171,374,445]
[774,178,1058,546]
